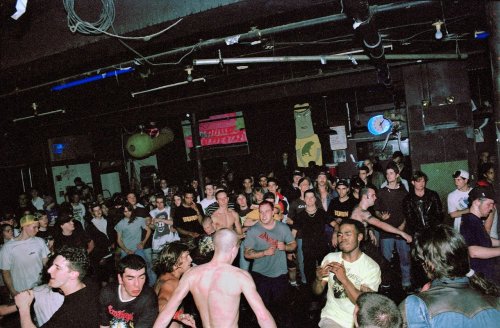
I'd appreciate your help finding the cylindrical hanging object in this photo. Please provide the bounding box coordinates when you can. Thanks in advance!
[126,128,174,158]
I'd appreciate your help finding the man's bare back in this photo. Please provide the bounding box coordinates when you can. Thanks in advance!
[185,262,245,327]
[153,229,275,328]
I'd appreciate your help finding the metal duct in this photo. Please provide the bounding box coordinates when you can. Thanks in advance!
[342,0,391,88]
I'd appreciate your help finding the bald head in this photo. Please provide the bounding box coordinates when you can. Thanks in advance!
[213,228,239,254]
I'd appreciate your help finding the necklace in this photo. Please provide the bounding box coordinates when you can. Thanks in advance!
[306,208,317,217]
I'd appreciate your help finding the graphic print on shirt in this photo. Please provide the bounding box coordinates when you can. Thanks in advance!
[331,265,362,299]
[108,305,135,328]
[258,232,278,248]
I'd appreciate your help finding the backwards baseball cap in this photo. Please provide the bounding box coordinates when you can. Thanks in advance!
[337,179,350,188]
[468,187,495,203]
[20,214,38,227]
[452,170,469,180]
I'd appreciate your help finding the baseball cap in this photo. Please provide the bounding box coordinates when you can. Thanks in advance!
[20,214,38,227]
[468,187,495,203]
[452,170,469,180]
[337,179,350,188]
[292,170,303,177]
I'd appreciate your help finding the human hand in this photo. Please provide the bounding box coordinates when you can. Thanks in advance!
[329,261,347,283]
[179,313,196,327]
[368,230,378,247]
[331,234,338,248]
[15,290,34,311]
[380,212,390,220]
[263,247,276,256]
[401,232,412,243]
[316,264,330,281]
[276,241,286,251]
[137,242,144,249]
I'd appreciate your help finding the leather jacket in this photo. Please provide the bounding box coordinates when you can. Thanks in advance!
[402,188,443,236]
[400,277,500,327]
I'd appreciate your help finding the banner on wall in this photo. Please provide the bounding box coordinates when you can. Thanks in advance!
[182,112,249,160]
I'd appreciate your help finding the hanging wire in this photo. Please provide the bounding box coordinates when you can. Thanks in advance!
[63,0,182,41]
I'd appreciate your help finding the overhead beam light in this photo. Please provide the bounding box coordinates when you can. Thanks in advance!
[433,20,444,40]
[51,67,135,91]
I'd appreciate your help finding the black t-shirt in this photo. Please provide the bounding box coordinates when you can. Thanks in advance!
[173,205,204,236]
[460,213,494,281]
[41,284,99,328]
[374,186,408,239]
[99,283,158,328]
[36,227,55,243]
[327,196,358,222]
[294,208,332,256]
[54,230,90,251]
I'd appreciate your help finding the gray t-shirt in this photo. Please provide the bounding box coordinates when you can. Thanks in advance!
[0,237,49,291]
[244,221,294,278]
[114,217,147,251]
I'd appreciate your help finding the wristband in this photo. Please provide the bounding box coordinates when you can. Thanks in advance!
[173,309,184,321]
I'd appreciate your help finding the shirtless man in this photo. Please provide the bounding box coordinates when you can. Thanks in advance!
[349,187,412,245]
[211,190,243,237]
[153,229,276,328]
[154,242,196,328]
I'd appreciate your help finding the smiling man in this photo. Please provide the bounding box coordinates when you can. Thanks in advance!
[313,219,381,328]
[99,254,158,328]
[14,246,99,328]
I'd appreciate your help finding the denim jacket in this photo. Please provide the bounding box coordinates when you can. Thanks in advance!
[400,277,500,327]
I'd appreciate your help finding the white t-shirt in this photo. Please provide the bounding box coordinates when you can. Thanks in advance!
[32,197,45,210]
[320,252,381,328]
[199,198,216,212]
[0,237,49,292]
[447,188,471,230]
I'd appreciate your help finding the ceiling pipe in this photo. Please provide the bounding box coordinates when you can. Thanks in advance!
[342,0,392,88]
[193,53,468,66]
[0,1,433,99]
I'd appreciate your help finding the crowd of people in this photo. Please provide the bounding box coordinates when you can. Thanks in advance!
[0,150,498,327]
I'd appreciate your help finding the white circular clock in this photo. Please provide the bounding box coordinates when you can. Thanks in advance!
[367,115,392,135]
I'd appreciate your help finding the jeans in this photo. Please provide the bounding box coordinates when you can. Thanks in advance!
[297,238,306,284]
[380,238,411,287]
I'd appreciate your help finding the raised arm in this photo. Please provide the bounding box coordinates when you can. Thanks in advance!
[366,216,412,243]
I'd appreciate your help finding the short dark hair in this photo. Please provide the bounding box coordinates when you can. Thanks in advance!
[183,188,196,196]
[118,254,146,276]
[411,170,428,182]
[267,178,278,186]
[154,242,190,276]
[356,292,402,328]
[339,218,365,236]
[57,246,90,279]
[358,165,369,173]
[155,194,166,202]
[259,200,274,211]
[303,189,316,198]
[385,161,400,174]
[263,192,275,200]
